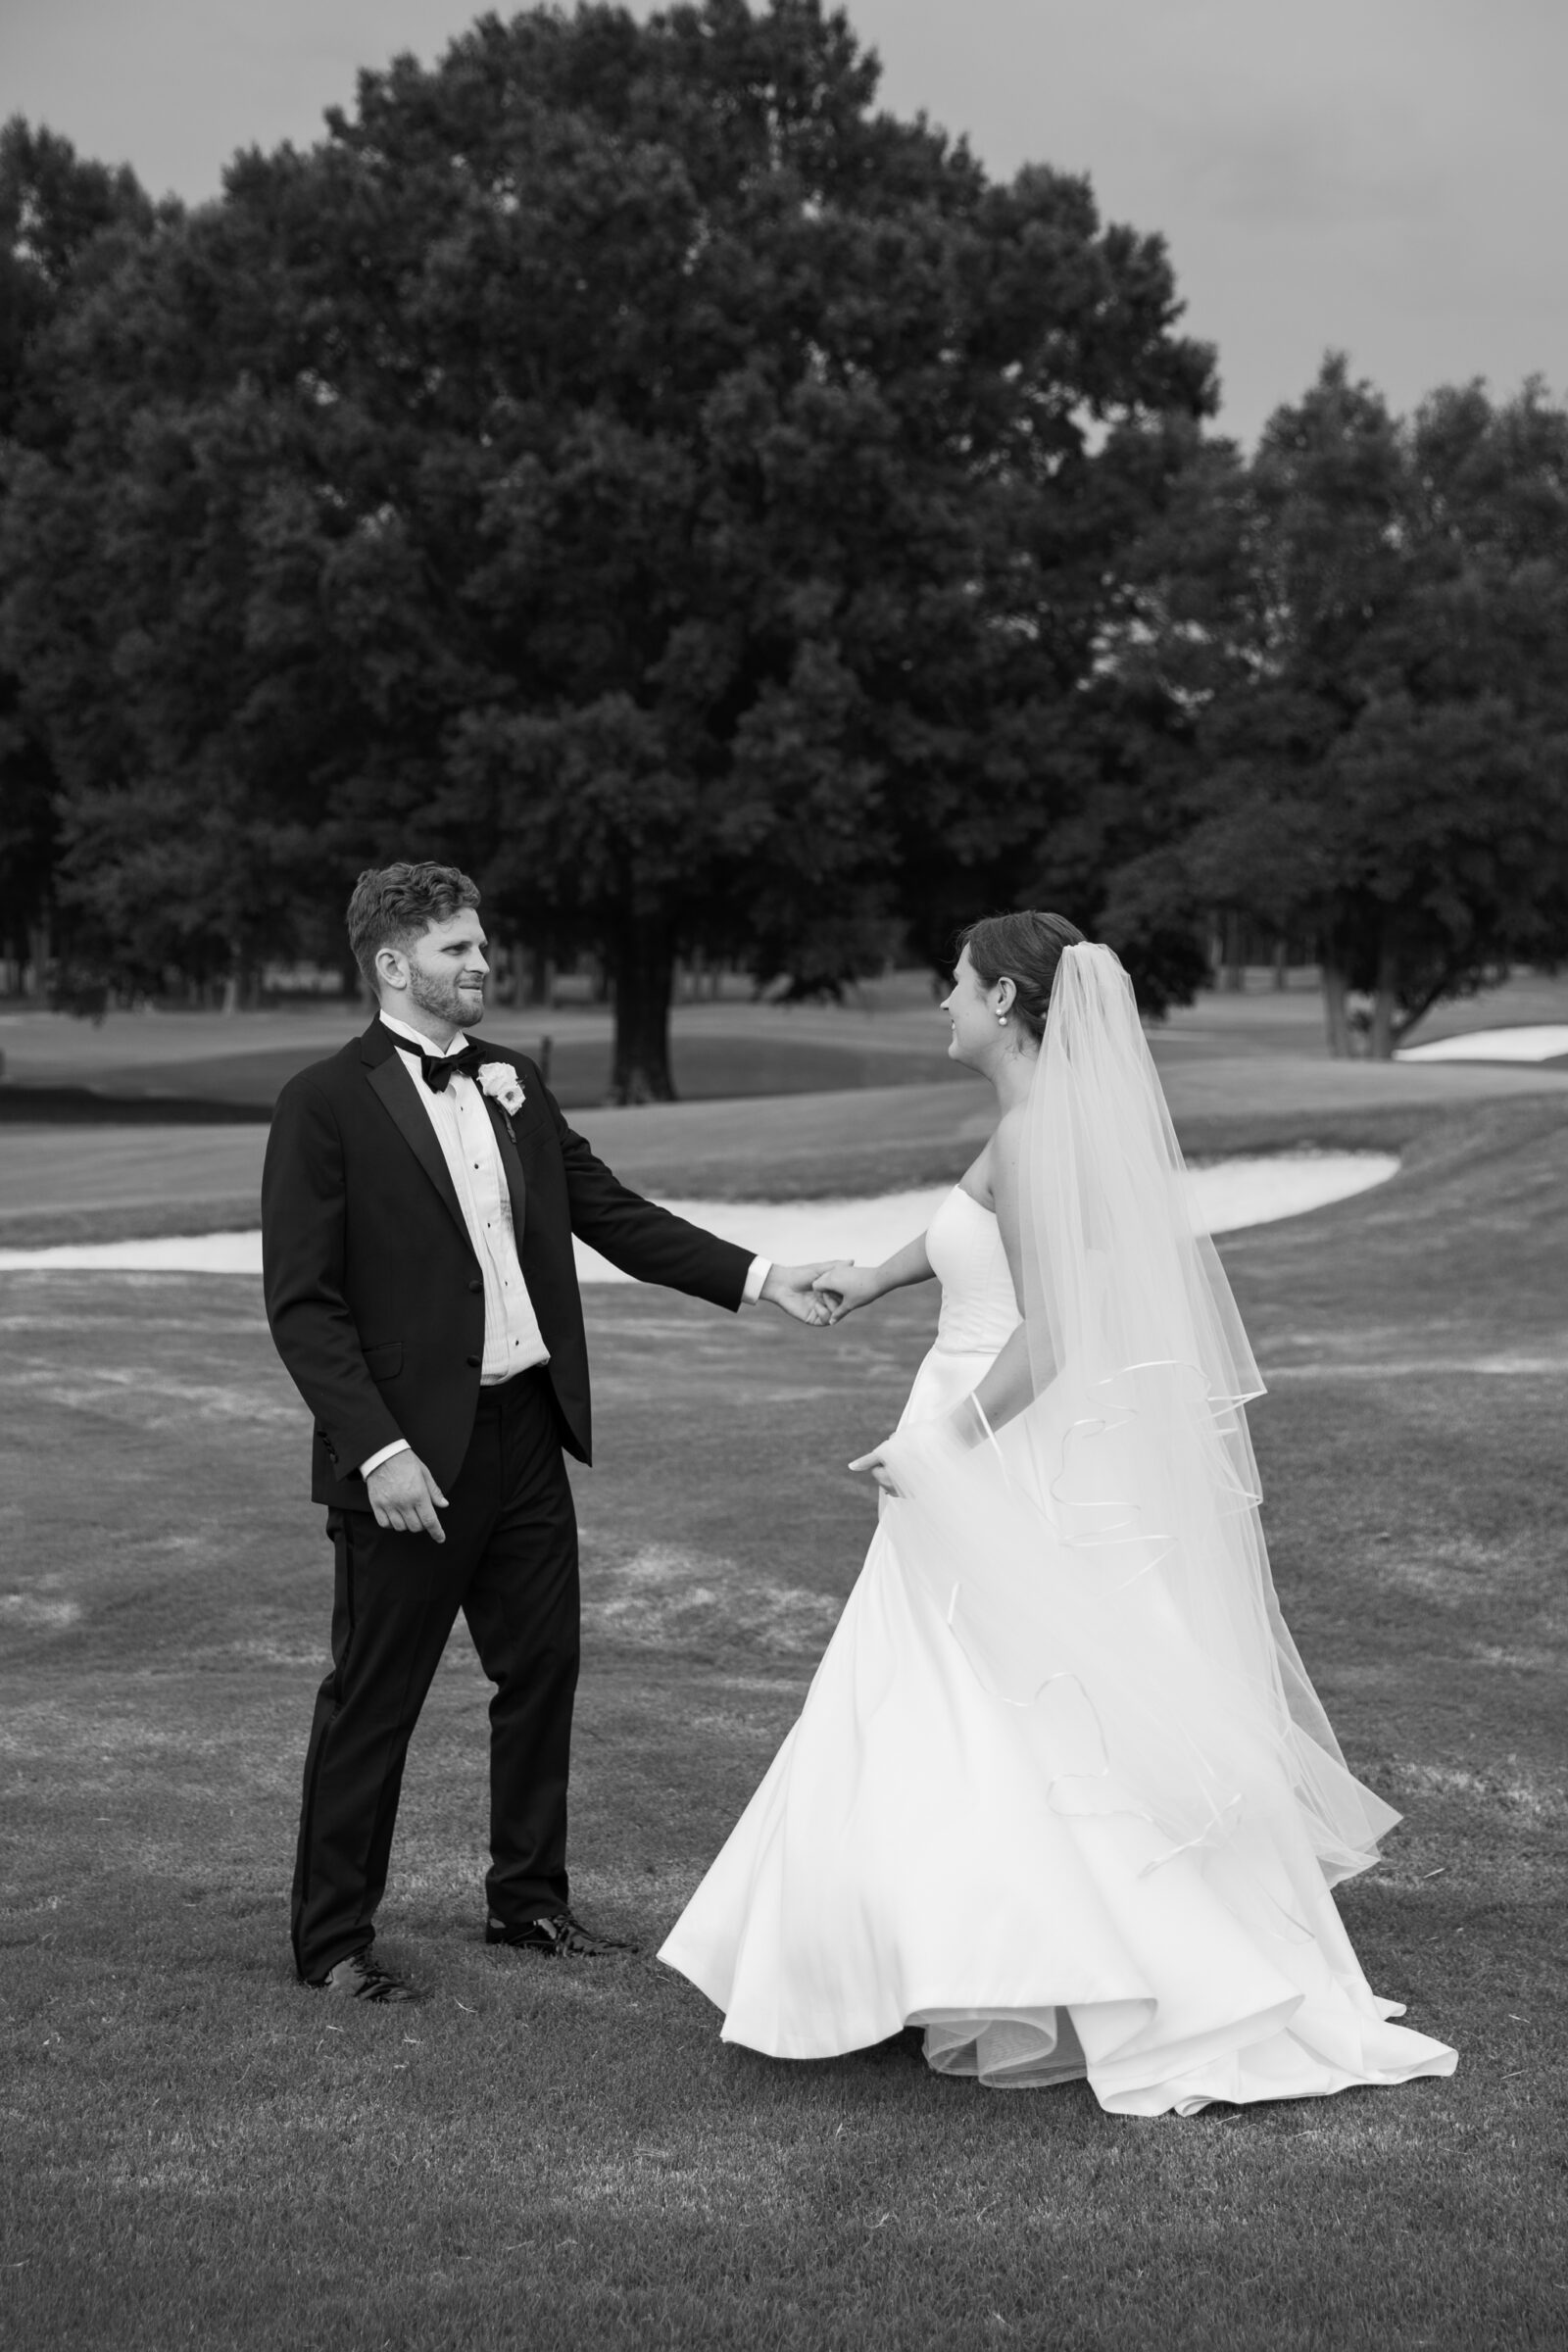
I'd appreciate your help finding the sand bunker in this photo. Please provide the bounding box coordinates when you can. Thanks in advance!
[1396,1025,1568,1064]
[0,1152,1397,1275]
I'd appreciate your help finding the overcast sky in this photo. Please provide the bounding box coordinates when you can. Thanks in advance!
[4,0,1564,444]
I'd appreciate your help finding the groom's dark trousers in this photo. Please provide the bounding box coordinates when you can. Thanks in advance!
[264,1017,752,1984]
[292,1369,577,1980]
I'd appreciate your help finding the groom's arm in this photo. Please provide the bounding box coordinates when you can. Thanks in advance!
[517,1065,828,1321]
[546,1089,756,1308]
[262,1076,405,1476]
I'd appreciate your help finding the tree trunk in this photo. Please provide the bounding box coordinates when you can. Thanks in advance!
[220,935,250,1016]
[1272,936,1288,992]
[1220,908,1244,992]
[1368,932,1399,1061]
[1322,951,1353,1058]
[486,932,516,1007]
[608,915,677,1103]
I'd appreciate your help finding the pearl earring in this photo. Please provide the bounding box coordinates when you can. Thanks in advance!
[996,1006,1008,1025]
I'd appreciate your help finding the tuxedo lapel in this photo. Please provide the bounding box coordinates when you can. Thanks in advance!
[483,1096,528,1250]
[365,1046,470,1250]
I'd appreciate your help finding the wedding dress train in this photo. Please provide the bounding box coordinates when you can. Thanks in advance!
[660,954,1456,2118]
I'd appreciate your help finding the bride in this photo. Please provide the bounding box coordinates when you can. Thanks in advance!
[659,913,1456,2117]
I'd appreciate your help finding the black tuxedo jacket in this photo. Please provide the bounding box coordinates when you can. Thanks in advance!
[261,1018,754,1507]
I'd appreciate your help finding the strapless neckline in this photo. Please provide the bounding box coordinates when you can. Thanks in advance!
[951,1187,996,1218]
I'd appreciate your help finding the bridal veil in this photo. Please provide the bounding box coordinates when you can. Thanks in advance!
[880,941,1401,1890]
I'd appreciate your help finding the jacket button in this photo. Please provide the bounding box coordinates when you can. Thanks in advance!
[468,1279,482,1294]
[466,1354,480,1368]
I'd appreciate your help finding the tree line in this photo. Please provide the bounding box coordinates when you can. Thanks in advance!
[3,1,1565,1096]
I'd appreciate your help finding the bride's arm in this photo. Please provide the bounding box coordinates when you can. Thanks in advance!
[849,1118,1036,1489]
[851,1314,1037,1488]
[960,1104,1034,1433]
[812,1229,934,1323]
[963,1322,1034,1436]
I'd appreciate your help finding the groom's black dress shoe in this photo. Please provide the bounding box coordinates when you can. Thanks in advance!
[485,1909,635,1958]
[306,1949,423,2004]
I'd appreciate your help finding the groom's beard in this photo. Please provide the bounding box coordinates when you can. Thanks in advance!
[407,962,484,1035]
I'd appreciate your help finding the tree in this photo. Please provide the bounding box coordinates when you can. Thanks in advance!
[1126,359,1568,1054]
[2,4,1214,1082]
[0,120,155,987]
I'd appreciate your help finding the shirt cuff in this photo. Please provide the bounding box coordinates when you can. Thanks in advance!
[360,1439,411,1479]
[742,1255,771,1305]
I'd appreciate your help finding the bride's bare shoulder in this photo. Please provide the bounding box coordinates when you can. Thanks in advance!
[962,1106,1027,1208]
[992,1103,1029,1162]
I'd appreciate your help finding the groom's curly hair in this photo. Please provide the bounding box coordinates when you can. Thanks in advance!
[348,861,481,990]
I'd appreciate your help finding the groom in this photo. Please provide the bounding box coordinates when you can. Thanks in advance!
[262,860,832,2004]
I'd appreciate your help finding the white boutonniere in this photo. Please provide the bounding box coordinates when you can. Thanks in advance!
[476,1062,526,1127]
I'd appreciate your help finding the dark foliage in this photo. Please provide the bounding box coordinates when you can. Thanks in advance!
[0,4,1213,1088]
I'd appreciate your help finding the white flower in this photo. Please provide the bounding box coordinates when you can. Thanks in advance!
[476,1062,525,1116]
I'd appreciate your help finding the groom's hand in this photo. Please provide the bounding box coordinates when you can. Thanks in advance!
[810,1261,880,1324]
[760,1261,840,1327]
[365,1450,450,1542]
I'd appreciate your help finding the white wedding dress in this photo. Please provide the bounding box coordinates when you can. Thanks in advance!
[661,953,1457,2118]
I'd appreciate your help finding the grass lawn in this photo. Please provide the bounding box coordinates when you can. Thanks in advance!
[2,973,1564,1250]
[0,1030,967,1119]
[2,1062,1565,1251]
[0,979,972,1117]
[1,1100,1566,2349]
[3,959,1565,1114]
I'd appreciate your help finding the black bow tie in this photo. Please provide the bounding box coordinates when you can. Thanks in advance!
[398,1035,486,1094]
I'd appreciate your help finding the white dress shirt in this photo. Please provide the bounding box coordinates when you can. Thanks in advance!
[360,1010,770,1478]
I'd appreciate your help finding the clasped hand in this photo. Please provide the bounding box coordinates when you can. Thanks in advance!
[806,1260,879,1325]
[760,1260,846,1326]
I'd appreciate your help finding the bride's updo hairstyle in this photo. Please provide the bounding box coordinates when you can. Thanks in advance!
[957,910,1086,1043]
